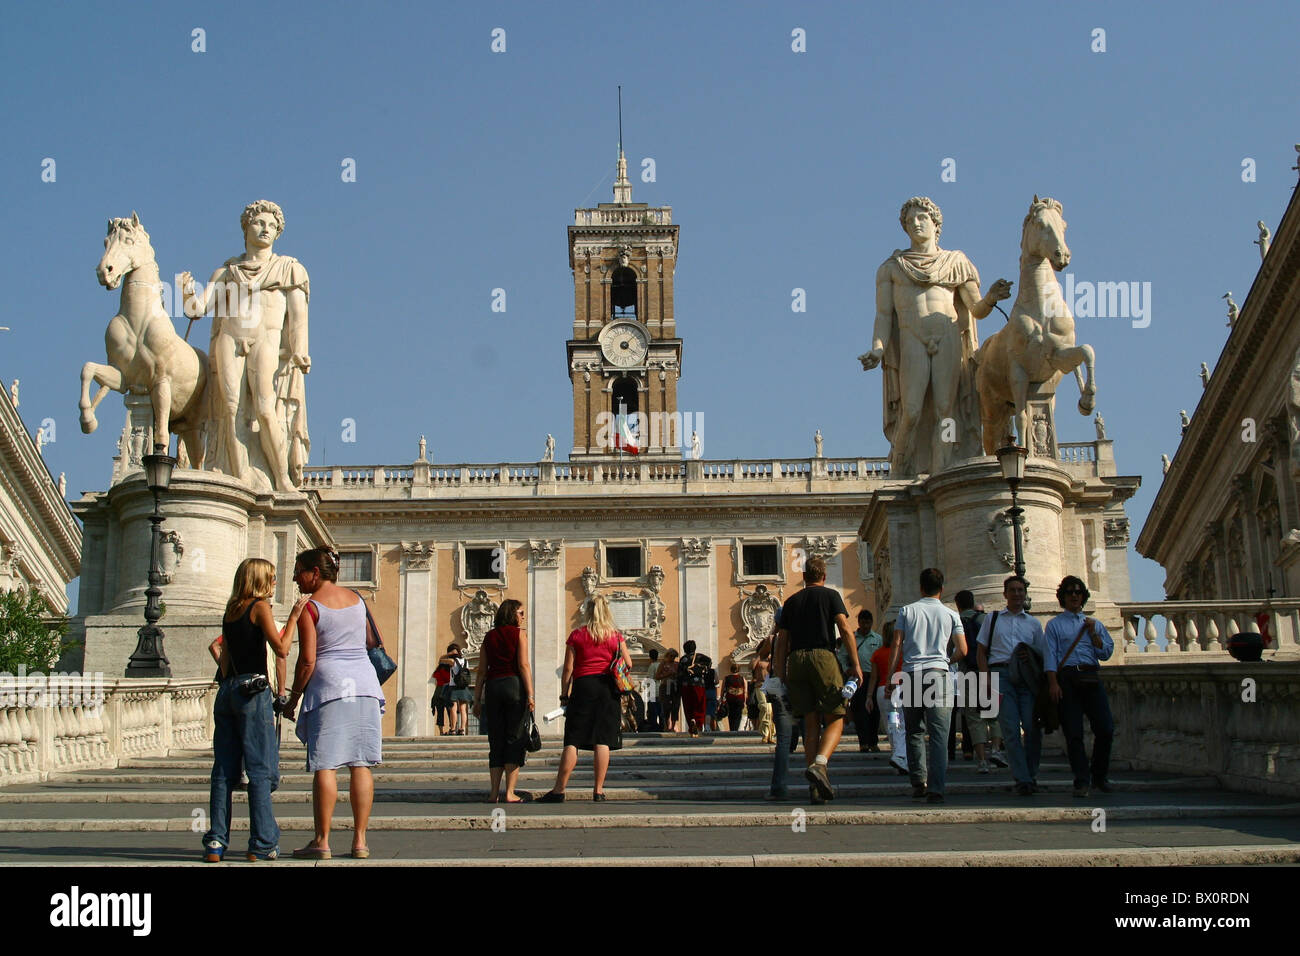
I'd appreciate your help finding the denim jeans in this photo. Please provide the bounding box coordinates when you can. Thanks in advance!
[204,676,280,855]
[769,693,795,795]
[1059,671,1114,786]
[992,664,1041,785]
[902,669,954,795]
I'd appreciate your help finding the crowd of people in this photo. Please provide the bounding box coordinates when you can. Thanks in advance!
[201,549,1115,861]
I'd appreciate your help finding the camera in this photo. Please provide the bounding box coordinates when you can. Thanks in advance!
[236,675,269,699]
[272,694,291,716]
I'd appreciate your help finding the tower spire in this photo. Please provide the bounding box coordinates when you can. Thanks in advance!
[613,85,632,203]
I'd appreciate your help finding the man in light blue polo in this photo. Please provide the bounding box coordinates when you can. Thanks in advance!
[888,567,965,803]
[976,575,1047,796]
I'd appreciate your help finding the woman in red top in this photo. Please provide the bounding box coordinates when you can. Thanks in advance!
[538,594,633,803]
[472,599,535,803]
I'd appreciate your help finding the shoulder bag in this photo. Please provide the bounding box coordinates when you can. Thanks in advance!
[353,589,397,686]
[609,635,635,694]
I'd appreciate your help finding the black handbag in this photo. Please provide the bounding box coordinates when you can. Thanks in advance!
[524,710,543,752]
[354,589,397,686]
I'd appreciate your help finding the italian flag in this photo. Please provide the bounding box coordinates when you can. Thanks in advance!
[615,411,640,455]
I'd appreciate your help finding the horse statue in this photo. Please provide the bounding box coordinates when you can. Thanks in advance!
[79,213,209,465]
[975,196,1096,454]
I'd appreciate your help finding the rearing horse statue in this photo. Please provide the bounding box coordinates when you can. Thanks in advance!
[975,196,1096,454]
[79,213,208,464]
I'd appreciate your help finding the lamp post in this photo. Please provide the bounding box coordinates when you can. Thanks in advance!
[995,443,1029,581]
[125,453,176,677]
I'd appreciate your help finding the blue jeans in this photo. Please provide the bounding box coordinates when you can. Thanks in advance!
[902,669,954,795]
[204,676,280,855]
[992,665,1041,785]
[769,694,795,795]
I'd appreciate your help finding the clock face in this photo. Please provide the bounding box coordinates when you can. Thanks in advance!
[600,321,649,368]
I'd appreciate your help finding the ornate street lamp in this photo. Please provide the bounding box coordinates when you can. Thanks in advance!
[125,453,176,677]
[995,444,1029,581]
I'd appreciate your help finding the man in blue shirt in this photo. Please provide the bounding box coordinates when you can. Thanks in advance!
[1044,575,1114,798]
[889,567,966,803]
[838,610,883,751]
[976,575,1047,796]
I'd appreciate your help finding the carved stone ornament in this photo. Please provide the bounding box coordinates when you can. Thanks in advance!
[874,546,892,613]
[402,542,433,571]
[158,529,183,585]
[581,566,599,599]
[1103,517,1131,549]
[529,539,561,569]
[460,589,499,655]
[606,587,665,651]
[987,512,1032,571]
[801,535,838,562]
[681,537,713,566]
[647,564,665,594]
[737,584,783,659]
[856,539,873,580]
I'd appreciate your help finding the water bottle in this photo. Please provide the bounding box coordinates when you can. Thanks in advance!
[841,677,859,700]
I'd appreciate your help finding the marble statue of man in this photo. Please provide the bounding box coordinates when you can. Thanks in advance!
[1223,292,1238,327]
[860,197,1012,475]
[1094,413,1106,440]
[181,200,310,492]
[1200,362,1210,387]
[814,429,824,458]
[9,379,17,407]
[543,434,555,462]
[1255,221,1271,261]
[690,430,702,460]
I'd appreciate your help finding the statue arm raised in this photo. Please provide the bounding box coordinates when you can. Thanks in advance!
[959,277,1013,319]
[178,268,223,320]
[859,262,894,370]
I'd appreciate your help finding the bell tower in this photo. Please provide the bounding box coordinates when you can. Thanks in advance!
[567,141,682,460]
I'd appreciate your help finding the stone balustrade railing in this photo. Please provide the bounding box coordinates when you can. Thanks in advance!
[0,678,215,786]
[1106,662,1300,796]
[1115,599,1300,660]
[300,456,891,496]
[574,207,672,225]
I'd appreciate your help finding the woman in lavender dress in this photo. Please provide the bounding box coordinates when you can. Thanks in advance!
[282,547,384,859]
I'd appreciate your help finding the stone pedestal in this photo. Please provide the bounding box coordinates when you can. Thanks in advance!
[73,471,333,679]
[861,453,1135,631]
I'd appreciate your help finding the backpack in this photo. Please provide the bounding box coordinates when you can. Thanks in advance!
[452,658,470,690]
[745,681,761,721]
[960,610,986,672]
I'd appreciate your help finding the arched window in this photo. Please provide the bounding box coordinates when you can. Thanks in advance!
[611,265,637,319]
[612,376,640,437]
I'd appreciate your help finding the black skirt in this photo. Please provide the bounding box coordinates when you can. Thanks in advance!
[563,674,622,751]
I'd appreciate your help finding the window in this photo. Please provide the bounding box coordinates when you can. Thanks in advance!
[464,547,499,581]
[742,543,779,578]
[338,550,373,583]
[605,545,643,579]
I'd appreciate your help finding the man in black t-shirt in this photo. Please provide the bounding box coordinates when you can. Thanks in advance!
[774,556,862,804]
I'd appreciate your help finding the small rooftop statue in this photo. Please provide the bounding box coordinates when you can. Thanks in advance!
[1094,413,1106,440]
[1223,292,1238,327]
[1180,409,1190,435]
[1161,454,1171,474]
[1200,362,1210,387]
[1255,220,1271,261]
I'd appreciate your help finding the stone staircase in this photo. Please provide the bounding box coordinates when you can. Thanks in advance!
[1,733,1298,865]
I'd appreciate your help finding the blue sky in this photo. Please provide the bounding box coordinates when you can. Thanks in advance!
[3,1,1298,605]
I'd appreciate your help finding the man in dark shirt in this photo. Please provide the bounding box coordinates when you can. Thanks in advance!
[774,556,862,803]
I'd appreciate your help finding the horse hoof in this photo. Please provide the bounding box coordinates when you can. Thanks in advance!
[80,414,97,434]
[1078,398,1095,415]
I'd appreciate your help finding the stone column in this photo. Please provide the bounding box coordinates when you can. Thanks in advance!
[680,538,716,660]
[398,542,435,736]
[529,540,564,732]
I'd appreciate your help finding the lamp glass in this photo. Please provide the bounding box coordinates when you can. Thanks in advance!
[142,454,176,492]
[996,444,1027,482]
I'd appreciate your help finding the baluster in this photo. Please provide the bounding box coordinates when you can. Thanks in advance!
[1164,616,1181,652]
[1143,618,1159,652]
[16,707,35,771]
[0,710,16,774]
[1122,616,1137,655]
[1204,616,1222,653]
[72,705,89,763]
[1270,610,1284,653]
[1184,616,1200,652]
[50,706,66,767]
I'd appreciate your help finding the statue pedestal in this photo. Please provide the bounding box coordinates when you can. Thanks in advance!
[71,471,332,679]
[860,451,1136,630]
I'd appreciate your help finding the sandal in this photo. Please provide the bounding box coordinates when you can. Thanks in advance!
[350,847,370,859]
[536,791,565,803]
[291,845,332,860]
